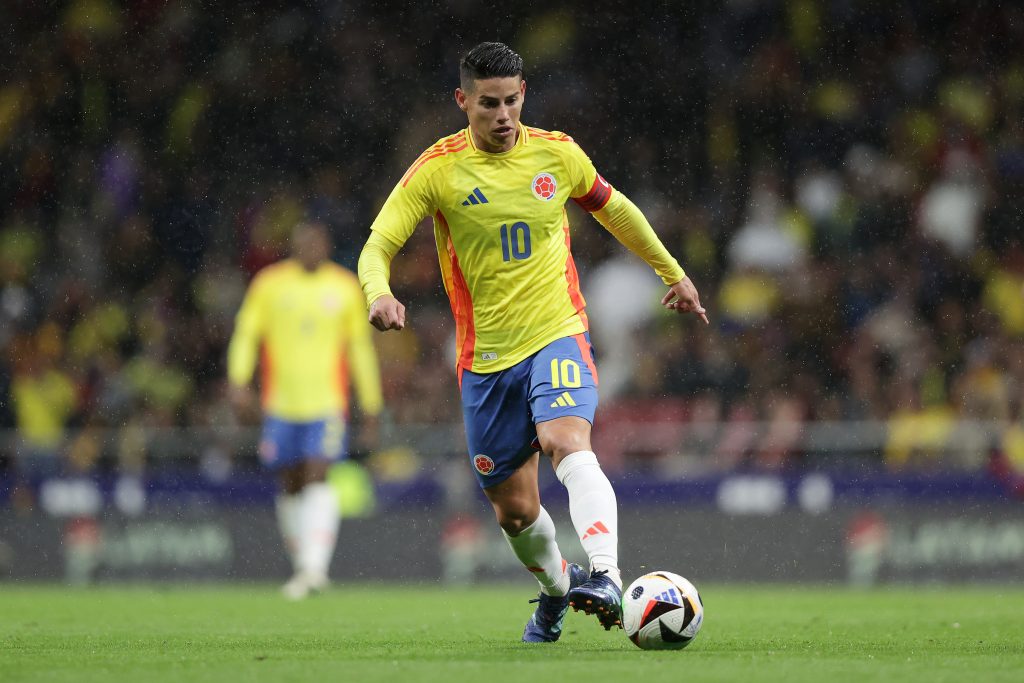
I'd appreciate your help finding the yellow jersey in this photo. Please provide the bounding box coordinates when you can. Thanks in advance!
[369,123,636,374]
[227,259,382,421]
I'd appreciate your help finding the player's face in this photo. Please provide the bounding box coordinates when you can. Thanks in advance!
[455,77,526,153]
[293,224,331,271]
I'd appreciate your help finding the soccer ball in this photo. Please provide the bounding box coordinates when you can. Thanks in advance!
[622,571,704,650]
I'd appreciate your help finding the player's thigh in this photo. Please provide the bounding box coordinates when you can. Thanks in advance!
[299,414,347,462]
[277,462,306,493]
[535,416,593,467]
[300,459,330,485]
[261,416,344,487]
[260,416,305,470]
[460,363,537,488]
[529,333,599,457]
[284,416,345,484]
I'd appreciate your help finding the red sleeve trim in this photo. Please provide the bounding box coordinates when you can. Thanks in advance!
[572,173,613,212]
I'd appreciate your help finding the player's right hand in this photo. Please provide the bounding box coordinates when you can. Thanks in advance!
[368,295,406,331]
[227,384,257,419]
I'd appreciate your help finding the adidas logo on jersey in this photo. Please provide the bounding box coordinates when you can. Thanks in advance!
[549,392,577,408]
[462,188,489,205]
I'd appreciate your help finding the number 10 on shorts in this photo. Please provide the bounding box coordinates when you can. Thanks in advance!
[550,358,582,389]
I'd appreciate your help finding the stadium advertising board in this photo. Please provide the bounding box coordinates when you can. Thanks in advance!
[2,504,1022,584]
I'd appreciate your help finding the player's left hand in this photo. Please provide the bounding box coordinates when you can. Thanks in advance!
[662,276,709,324]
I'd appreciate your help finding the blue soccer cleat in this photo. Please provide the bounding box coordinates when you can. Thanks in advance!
[568,569,623,630]
[522,563,587,643]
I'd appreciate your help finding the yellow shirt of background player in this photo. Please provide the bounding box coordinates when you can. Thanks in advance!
[227,260,382,422]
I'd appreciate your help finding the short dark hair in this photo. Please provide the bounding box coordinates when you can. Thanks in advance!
[459,42,523,90]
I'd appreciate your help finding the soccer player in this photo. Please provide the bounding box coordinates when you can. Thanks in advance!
[228,221,383,600]
[358,43,707,641]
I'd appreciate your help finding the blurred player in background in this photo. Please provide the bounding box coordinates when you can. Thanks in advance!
[228,221,382,600]
[358,42,707,641]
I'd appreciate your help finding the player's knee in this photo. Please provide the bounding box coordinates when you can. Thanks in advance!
[537,428,590,461]
[497,513,532,536]
[278,466,304,494]
[302,459,329,486]
[493,497,540,536]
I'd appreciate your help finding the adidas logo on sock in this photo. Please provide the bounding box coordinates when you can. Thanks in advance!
[462,188,489,205]
[549,392,577,408]
[580,520,609,540]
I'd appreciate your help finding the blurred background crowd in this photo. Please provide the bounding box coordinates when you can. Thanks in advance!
[2,0,1023,493]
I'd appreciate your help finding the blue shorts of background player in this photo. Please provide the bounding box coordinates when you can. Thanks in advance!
[258,413,348,470]
[460,333,599,488]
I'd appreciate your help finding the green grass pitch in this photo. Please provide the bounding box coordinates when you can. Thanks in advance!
[2,584,1023,682]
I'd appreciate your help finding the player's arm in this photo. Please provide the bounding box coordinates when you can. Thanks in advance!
[357,167,435,331]
[226,275,266,413]
[358,232,406,331]
[568,145,708,324]
[591,192,707,323]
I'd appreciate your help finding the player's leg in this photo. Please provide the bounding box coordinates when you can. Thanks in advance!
[276,463,304,571]
[482,457,585,642]
[260,418,304,578]
[531,334,623,629]
[284,416,344,598]
[538,417,619,584]
[536,417,623,629]
[291,458,337,584]
[483,454,571,593]
[461,364,583,641]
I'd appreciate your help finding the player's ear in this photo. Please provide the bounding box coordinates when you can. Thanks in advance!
[455,87,468,112]
[520,79,526,98]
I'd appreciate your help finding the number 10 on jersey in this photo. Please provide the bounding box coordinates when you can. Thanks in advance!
[500,222,531,261]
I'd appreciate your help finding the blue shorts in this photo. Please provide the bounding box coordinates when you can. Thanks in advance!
[460,333,599,489]
[258,414,347,470]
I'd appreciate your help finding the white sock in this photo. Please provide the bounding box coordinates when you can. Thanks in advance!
[503,506,570,596]
[296,482,340,579]
[275,494,301,571]
[555,450,621,587]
